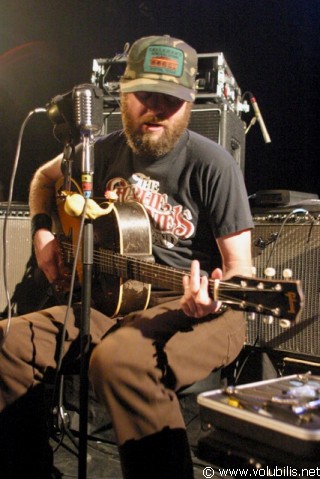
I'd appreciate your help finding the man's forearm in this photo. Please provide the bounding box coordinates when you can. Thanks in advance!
[29,157,63,216]
[29,171,56,217]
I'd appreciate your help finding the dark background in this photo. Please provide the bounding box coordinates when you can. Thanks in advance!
[0,0,319,203]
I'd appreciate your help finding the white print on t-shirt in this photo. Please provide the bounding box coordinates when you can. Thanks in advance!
[105,173,194,248]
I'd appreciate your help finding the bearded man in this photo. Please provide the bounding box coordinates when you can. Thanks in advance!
[0,35,253,478]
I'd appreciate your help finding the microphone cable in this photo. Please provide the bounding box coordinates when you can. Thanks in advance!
[1,107,46,350]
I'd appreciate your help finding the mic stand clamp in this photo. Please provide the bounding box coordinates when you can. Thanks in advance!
[61,143,75,193]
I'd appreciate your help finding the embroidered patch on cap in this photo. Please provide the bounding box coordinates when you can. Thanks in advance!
[143,46,184,77]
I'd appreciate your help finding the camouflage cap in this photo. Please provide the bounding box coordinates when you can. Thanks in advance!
[120,35,198,102]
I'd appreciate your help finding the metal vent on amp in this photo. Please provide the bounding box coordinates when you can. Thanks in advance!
[246,212,320,359]
[0,205,32,314]
[0,204,50,316]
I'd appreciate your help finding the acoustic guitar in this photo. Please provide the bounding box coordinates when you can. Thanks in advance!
[55,197,303,324]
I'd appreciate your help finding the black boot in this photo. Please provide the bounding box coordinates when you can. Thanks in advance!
[118,427,194,479]
[0,384,54,479]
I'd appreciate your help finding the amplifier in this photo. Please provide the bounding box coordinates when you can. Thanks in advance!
[253,189,319,207]
[0,204,49,316]
[246,209,320,359]
[103,104,246,173]
[189,105,246,173]
[195,52,241,112]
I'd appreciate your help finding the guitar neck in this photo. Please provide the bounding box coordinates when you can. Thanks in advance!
[98,246,187,292]
[60,239,303,323]
[63,239,215,294]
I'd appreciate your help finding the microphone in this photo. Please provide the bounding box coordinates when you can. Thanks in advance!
[72,84,103,198]
[250,95,271,143]
[73,83,104,135]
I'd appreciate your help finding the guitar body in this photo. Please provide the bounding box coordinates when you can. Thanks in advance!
[93,202,152,317]
[56,197,152,317]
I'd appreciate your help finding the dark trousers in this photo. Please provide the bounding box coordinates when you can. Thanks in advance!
[0,297,245,477]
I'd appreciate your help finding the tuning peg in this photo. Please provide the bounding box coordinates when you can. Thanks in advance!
[279,319,291,329]
[246,312,256,321]
[282,268,293,279]
[262,315,274,325]
[264,267,276,279]
[251,266,257,277]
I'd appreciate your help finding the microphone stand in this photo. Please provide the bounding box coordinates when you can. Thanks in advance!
[47,84,104,478]
[51,83,104,479]
[78,133,94,479]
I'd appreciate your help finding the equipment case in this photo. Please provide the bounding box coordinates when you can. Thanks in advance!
[197,374,320,469]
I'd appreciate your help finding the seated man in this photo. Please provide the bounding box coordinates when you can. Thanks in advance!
[0,35,253,478]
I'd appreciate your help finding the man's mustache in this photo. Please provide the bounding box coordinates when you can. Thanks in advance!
[140,115,168,125]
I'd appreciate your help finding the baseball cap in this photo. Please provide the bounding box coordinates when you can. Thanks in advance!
[120,35,198,102]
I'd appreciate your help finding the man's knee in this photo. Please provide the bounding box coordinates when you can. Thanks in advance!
[89,327,155,395]
[0,319,33,391]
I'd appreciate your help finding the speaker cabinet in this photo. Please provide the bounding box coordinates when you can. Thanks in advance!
[0,204,50,316]
[188,105,246,173]
[246,211,320,360]
[102,104,246,173]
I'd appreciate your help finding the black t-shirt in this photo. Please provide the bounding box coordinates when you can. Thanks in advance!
[70,129,253,274]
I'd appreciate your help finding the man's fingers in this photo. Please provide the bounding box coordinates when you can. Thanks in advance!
[189,260,200,293]
[198,275,211,305]
[211,267,223,280]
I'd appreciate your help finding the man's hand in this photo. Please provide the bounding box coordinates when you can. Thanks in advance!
[180,260,223,318]
[33,230,66,285]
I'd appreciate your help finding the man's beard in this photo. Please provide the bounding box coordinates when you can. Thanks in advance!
[121,96,192,158]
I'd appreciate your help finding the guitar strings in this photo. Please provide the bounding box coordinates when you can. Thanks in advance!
[60,239,240,291]
[59,240,289,316]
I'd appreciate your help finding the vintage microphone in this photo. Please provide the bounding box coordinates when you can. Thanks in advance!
[72,84,103,479]
[73,84,103,197]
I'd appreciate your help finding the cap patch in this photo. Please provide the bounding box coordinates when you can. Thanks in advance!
[143,46,184,77]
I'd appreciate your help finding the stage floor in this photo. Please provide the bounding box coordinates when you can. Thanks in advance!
[51,394,216,478]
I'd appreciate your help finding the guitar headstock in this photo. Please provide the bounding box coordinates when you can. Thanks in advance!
[217,275,304,326]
